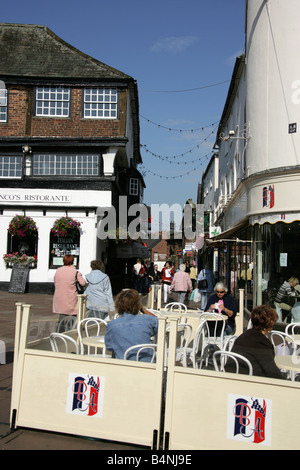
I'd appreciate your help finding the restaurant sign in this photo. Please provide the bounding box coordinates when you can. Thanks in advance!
[66,373,105,418]
[227,394,272,446]
[0,192,71,203]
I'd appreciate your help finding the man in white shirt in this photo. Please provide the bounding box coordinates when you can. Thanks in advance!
[133,258,142,293]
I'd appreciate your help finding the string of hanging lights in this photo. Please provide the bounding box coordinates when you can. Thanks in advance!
[139,152,212,179]
[140,125,218,161]
[139,114,220,133]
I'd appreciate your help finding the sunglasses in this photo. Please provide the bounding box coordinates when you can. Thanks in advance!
[216,290,225,294]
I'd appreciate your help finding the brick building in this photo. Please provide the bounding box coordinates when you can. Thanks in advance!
[0,23,144,292]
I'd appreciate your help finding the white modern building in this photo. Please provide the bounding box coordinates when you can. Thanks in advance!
[202,0,300,309]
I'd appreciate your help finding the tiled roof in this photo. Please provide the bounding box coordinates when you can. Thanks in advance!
[0,23,132,81]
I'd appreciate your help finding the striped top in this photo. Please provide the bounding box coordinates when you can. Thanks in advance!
[274,281,294,303]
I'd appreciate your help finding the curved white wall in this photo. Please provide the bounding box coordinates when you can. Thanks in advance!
[246,0,300,173]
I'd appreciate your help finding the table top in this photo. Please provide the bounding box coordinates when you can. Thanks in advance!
[275,354,300,371]
[291,334,300,344]
[82,336,105,348]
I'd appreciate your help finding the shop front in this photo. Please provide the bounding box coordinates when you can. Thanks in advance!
[208,170,300,311]
[0,188,110,292]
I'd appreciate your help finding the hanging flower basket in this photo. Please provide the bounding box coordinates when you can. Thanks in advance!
[8,215,38,238]
[3,252,37,268]
[51,216,81,238]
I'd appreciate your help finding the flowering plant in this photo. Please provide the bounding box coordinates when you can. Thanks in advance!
[8,215,38,238]
[51,216,81,238]
[3,252,37,267]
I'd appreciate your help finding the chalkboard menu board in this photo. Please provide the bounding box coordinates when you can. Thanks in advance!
[8,265,30,293]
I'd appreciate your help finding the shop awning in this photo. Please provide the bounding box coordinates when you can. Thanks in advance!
[110,241,150,259]
[206,219,250,243]
[249,213,300,225]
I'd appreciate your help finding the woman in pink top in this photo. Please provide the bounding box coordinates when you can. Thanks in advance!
[52,254,86,317]
[170,264,193,304]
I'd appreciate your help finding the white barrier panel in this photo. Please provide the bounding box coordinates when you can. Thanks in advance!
[10,306,166,449]
[164,318,300,450]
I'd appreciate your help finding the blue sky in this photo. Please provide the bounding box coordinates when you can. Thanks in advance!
[1,0,245,206]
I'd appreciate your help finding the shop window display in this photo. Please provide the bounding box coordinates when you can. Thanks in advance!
[4,215,38,268]
[49,216,81,268]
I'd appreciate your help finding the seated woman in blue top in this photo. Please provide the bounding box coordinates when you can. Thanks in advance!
[105,289,158,362]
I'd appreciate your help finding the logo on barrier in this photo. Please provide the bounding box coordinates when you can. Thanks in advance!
[227,394,272,446]
[66,373,105,418]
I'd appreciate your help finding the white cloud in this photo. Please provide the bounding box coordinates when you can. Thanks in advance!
[150,35,199,53]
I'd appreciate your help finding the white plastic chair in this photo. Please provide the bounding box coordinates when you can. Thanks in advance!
[123,344,157,363]
[50,332,79,354]
[266,331,297,355]
[267,330,297,379]
[188,320,210,368]
[146,309,162,316]
[77,318,108,356]
[285,323,300,335]
[56,315,77,333]
[166,323,193,367]
[223,335,238,351]
[164,302,187,314]
[213,350,253,375]
[199,312,226,350]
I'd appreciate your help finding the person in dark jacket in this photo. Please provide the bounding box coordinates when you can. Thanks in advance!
[205,282,237,334]
[226,305,286,379]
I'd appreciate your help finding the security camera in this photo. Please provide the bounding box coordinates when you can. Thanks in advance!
[229,130,235,136]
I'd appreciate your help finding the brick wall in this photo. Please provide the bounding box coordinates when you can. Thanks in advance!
[1,86,126,138]
[152,239,168,263]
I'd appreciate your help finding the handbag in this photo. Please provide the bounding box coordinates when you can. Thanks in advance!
[75,271,85,294]
[198,279,208,289]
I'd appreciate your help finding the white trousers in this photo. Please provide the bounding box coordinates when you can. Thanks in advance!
[163,283,171,303]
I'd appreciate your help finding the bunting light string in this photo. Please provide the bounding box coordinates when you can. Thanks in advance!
[140,79,231,93]
[140,148,213,166]
[140,114,220,133]
[140,157,212,179]
[140,127,217,160]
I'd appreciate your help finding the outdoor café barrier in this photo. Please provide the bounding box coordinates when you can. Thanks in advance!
[163,317,300,450]
[10,299,300,450]
[9,303,166,449]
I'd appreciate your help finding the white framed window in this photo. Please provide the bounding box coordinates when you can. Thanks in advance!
[35,86,70,117]
[0,156,23,178]
[0,88,8,122]
[84,88,118,119]
[129,178,139,196]
[33,154,100,176]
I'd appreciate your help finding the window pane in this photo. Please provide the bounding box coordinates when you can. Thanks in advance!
[33,154,100,176]
[83,87,118,119]
[36,86,70,117]
[0,156,23,178]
